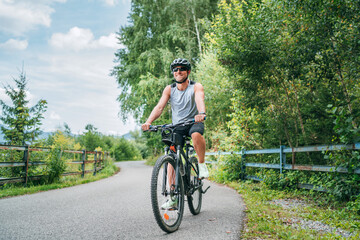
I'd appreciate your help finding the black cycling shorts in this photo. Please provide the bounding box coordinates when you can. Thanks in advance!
[174,122,204,138]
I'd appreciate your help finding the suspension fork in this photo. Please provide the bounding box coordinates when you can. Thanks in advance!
[174,145,181,193]
[162,162,168,195]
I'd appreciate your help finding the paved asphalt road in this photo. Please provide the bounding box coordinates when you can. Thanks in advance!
[0,161,246,240]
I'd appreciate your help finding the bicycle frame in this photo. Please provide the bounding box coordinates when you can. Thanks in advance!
[149,119,209,233]
[148,119,209,198]
[164,139,198,195]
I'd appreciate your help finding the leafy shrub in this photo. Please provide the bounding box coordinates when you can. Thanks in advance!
[210,155,242,183]
[100,158,118,175]
[45,131,71,183]
[46,147,66,184]
[111,138,141,161]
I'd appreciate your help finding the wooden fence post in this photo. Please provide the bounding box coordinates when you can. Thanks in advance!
[81,150,86,178]
[93,151,97,176]
[23,145,29,186]
[100,151,104,169]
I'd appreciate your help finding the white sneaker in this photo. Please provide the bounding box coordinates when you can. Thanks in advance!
[198,163,209,179]
[161,198,178,210]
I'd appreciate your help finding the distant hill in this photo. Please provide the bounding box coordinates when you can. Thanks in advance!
[0,127,52,144]
[0,126,133,144]
[121,132,133,140]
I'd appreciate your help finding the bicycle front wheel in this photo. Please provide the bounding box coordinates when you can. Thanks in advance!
[187,156,202,215]
[151,155,184,233]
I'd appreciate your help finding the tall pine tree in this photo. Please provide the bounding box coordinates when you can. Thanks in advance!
[0,70,47,145]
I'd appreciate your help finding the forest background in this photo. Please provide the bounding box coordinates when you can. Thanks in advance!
[112,0,360,210]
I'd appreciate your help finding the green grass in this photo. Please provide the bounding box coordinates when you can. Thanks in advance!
[0,160,119,199]
[226,180,360,239]
[145,156,360,238]
[145,154,159,166]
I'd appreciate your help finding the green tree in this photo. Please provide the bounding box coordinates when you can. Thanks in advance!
[78,124,103,151]
[0,70,47,145]
[193,51,233,148]
[112,0,219,123]
[112,0,219,157]
[207,0,360,149]
[111,138,141,161]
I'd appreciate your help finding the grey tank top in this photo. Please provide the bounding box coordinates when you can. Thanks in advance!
[170,80,198,124]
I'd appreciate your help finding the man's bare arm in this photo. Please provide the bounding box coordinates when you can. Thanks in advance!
[194,83,206,122]
[142,86,171,130]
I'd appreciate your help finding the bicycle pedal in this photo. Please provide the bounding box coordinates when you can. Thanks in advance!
[201,186,211,194]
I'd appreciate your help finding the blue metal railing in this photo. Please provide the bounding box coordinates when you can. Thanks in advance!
[205,142,360,191]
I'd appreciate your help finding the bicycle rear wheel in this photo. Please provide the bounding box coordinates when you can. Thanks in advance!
[187,156,202,215]
[151,155,184,233]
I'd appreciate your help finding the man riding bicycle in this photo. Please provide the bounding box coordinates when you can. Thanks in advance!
[142,58,209,208]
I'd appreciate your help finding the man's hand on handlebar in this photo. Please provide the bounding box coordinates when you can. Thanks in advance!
[141,122,151,131]
[142,116,206,132]
[194,113,206,123]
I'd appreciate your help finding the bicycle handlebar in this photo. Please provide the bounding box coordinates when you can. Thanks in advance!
[145,117,206,132]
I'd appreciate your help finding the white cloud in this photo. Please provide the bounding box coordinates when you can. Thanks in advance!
[49,27,94,51]
[103,0,117,6]
[0,0,60,35]
[49,27,122,51]
[98,33,119,48]
[100,0,130,6]
[0,39,28,50]
[50,111,61,120]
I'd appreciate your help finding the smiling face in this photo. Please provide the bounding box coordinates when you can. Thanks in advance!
[172,65,190,83]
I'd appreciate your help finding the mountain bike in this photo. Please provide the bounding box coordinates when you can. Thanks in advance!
[147,119,210,233]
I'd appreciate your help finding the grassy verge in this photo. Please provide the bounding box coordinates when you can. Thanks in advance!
[226,180,360,239]
[145,154,159,166]
[0,160,119,199]
[145,156,359,238]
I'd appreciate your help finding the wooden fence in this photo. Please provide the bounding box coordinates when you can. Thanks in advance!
[0,144,109,186]
[205,142,360,192]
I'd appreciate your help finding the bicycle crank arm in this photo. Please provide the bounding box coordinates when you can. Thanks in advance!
[201,186,210,194]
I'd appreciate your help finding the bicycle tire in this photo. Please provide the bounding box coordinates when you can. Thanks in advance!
[151,155,185,233]
[187,156,202,215]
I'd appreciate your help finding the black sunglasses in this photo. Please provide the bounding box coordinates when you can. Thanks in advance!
[172,67,188,72]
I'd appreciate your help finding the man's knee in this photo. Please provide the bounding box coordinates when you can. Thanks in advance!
[191,132,201,138]
[191,132,205,143]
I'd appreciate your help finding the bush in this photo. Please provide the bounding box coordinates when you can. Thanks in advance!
[100,158,118,175]
[210,155,242,183]
[111,138,141,161]
[46,147,66,184]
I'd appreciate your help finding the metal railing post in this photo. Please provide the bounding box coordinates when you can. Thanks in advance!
[240,149,246,180]
[280,145,285,179]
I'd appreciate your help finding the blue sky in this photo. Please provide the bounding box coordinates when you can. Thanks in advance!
[0,0,137,136]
